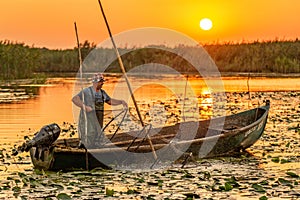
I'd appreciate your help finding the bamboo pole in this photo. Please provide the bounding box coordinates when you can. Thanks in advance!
[97,0,157,160]
[247,73,251,108]
[74,22,89,170]
[182,75,189,122]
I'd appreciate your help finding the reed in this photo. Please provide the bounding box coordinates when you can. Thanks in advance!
[0,39,299,81]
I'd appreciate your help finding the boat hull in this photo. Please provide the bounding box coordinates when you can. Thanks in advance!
[30,102,270,171]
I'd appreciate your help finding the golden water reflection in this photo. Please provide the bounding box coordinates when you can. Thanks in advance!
[1,76,300,141]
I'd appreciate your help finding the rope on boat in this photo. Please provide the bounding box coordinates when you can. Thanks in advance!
[133,124,153,152]
[103,108,125,116]
[125,124,153,151]
[104,108,128,141]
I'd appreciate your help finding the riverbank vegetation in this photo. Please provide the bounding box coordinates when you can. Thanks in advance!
[205,40,300,74]
[0,39,299,81]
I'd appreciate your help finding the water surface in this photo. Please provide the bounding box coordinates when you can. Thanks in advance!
[0,76,299,199]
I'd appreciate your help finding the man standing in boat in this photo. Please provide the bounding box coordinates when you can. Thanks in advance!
[72,73,127,147]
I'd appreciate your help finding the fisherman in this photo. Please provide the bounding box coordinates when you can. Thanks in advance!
[72,73,127,148]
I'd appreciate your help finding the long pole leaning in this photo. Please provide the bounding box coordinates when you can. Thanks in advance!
[182,75,189,122]
[74,22,89,170]
[97,0,157,160]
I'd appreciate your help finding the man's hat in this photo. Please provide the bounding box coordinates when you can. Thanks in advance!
[92,73,105,83]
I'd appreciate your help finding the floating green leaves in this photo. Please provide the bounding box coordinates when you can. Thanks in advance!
[277,178,292,186]
[147,179,163,187]
[134,177,145,183]
[259,196,268,200]
[270,156,292,164]
[105,188,114,197]
[183,193,200,199]
[214,176,241,192]
[56,193,72,200]
[286,171,299,178]
[126,189,140,195]
[271,157,280,163]
[225,176,240,187]
[1,90,300,199]
[182,171,194,178]
[12,186,21,193]
[219,182,233,191]
[252,183,266,193]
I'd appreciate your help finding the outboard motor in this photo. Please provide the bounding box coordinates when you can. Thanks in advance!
[12,123,60,156]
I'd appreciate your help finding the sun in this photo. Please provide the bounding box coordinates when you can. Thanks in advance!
[199,18,213,31]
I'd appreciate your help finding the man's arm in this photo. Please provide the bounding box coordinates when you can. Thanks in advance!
[107,98,128,108]
[72,95,93,112]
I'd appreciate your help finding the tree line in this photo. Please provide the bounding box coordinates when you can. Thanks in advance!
[0,39,299,81]
[204,40,300,73]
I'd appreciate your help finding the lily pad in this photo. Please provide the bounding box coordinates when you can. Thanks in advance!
[183,193,200,198]
[259,196,268,200]
[286,171,299,178]
[278,178,292,186]
[224,182,233,191]
[271,157,280,163]
[252,183,266,193]
[56,193,72,200]
[105,188,114,196]
[126,189,140,194]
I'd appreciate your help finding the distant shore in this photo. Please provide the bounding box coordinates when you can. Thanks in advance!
[220,72,300,78]
[1,40,300,81]
[1,72,300,88]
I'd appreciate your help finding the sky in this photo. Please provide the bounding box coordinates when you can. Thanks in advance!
[0,0,299,49]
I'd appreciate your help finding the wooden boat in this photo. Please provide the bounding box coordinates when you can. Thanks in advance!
[29,100,270,171]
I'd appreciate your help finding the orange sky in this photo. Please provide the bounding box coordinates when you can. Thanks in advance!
[0,0,299,49]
